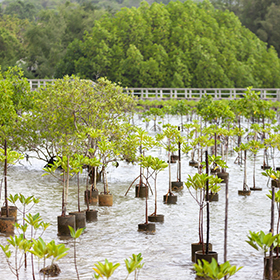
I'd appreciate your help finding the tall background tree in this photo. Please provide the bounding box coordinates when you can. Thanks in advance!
[1,0,280,85]
[55,0,280,88]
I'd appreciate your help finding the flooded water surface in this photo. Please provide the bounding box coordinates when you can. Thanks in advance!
[0,120,275,280]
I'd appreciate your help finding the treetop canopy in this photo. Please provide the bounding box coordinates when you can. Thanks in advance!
[56,0,280,88]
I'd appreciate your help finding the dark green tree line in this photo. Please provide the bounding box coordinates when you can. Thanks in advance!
[55,0,280,88]
[211,0,280,56]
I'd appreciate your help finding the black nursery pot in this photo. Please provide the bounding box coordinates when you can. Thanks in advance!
[148,214,164,223]
[0,216,15,234]
[264,256,280,279]
[191,243,212,262]
[250,187,262,191]
[135,184,148,198]
[238,190,251,196]
[189,160,198,167]
[169,155,179,163]
[261,165,271,170]
[86,209,98,222]
[57,215,76,236]
[217,172,229,183]
[272,179,280,188]
[1,206,17,219]
[138,223,156,232]
[210,167,221,174]
[69,211,86,229]
[163,194,177,204]
[207,193,219,202]
[171,181,184,191]
[195,250,218,264]
[84,189,98,205]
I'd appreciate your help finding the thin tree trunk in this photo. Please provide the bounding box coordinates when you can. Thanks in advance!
[104,166,109,194]
[154,174,157,216]
[168,148,171,194]
[74,240,80,280]
[145,168,148,224]
[4,139,8,217]
[269,185,275,280]
[90,167,94,191]
[214,132,217,157]
[178,126,181,182]
[62,170,66,216]
[94,166,97,191]
[253,153,256,189]
[86,173,89,211]
[205,151,209,255]
[224,179,229,264]
[138,145,143,197]
[65,156,70,214]
[77,173,80,212]
[243,150,247,191]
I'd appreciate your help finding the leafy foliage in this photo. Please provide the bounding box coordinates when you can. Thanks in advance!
[246,230,280,257]
[93,259,120,279]
[57,0,280,87]
[194,258,243,280]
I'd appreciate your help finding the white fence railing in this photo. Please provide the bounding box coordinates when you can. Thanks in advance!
[27,80,280,101]
[123,88,280,101]
[28,79,55,90]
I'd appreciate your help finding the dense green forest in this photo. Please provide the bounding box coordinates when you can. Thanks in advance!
[0,0,280,88]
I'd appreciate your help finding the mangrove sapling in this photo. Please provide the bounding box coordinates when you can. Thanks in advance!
[162,104,172,125]
[0,147,24,218]
[207,155,228,175]
[124,253,144,280]
[156,124,184,202]
[42,155,75,216]
[142,116,151,131]
[93,253,144,280]
[97,136,119,196]
[184,121,201,166]
[78,128,103,206]
[246,230,280,279]
[29,237,69,278]
[23,213,50,240]
[8,194,43,275]
[246,231,278,255]
[83,155,101,210]
[267,189,280,257]
[249,140,265,190]
[191,135,215,174]
[218,127,235,173]
[71,154,87,213]
[0,234,32,280]
[185,173,222,247]
[262,168,278,279]
[19,213,50,280]
[137,155,155,226]
[193,258,243,280]
[8,194,40,255]
[93,259,120,279]
[125,127,157,197]
[235,143,251,194]
[20,213,51,276]
[262,168,280,189]
[8,194,40,225]
[140,155,168,219]
[264,133,279,171]
[233,126,245,165]
[69,226,85,280]
[141,106,164,132]
[171,100,190,131]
